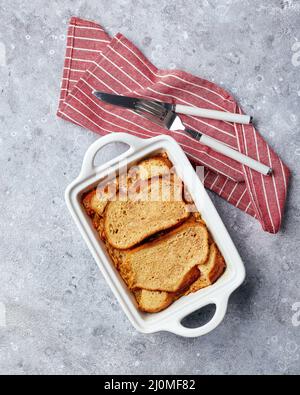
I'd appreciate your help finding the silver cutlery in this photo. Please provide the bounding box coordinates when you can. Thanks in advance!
[93,91,272,176]
[93,91,252,125]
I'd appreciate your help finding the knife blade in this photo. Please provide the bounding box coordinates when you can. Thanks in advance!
[93,91,139,109]
[92,91,173,113]
[92,90,252,125]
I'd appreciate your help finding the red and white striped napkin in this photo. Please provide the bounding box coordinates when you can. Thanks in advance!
[57,17,290,234]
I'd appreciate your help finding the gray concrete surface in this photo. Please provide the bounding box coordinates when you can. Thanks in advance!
[0,0,299,375]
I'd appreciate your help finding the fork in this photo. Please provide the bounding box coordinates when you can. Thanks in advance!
[135,100,273,176]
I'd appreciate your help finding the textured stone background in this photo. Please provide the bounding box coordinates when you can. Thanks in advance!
[0,0,299,375]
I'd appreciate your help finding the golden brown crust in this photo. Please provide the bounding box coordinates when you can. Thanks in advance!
[186,243,226,295]
[81,152,226,313]
[127,155,172,186]
[124,222,208,292]
[82,191,96,216]
[134,290,175,313]
[103,177,189,250]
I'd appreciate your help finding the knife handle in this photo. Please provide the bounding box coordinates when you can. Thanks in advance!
[175,104,252,125]
[186,130,272,176]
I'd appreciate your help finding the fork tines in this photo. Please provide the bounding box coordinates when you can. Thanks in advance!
[135,100,168,120]
[135,106,165,127]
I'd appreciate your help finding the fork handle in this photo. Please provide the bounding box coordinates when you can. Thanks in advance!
[186,129,272,176]
[175,104,252,125]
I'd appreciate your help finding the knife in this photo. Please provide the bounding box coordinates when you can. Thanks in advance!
[93,91,252,125]
[93,91,272,176]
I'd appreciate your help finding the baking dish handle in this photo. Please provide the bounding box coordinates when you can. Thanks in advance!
[162,294,229,338]
[80,133,145,178]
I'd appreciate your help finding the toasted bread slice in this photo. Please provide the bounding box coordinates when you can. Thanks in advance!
[102,236,174,313]
[134,290,174,313]
[127,155,172,185]
[186,243,226,294]
[82,153,225,313]
[82,178,118,217]
[124,221,209,292]
[104,177,189,249]
[99,230,175,313]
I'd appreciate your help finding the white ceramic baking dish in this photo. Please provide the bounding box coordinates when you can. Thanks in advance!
[65,132,246,337]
